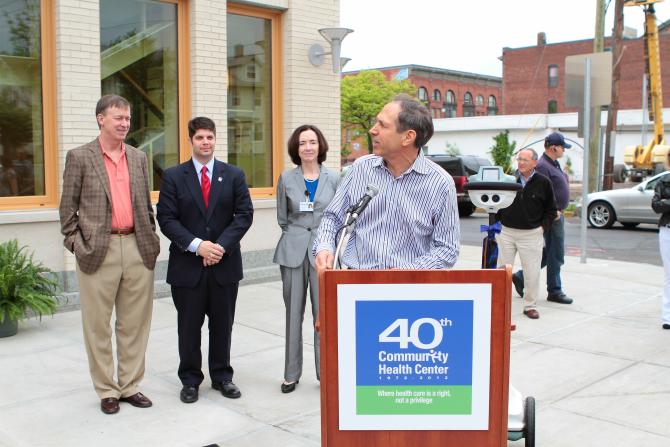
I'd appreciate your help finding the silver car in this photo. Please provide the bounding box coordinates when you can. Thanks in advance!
[577,171,669,229]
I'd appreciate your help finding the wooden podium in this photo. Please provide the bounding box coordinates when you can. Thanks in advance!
[318,267,512,446]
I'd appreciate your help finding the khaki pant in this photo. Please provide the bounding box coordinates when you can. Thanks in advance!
[498,226,544,310]
[76,234,154,399]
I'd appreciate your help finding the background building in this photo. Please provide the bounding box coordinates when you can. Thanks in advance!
[341,64,501,161]
[502,22,670,115]
[0,0,342,303]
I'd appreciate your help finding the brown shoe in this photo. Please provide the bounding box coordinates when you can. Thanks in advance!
[100,397,120,414]
[523,309,540,319]
[120,392,153,408]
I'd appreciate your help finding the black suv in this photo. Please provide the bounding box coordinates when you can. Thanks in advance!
[426,154,492,217]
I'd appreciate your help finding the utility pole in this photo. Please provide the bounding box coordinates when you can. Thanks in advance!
[590,0,606,192]
[604,0,625,190]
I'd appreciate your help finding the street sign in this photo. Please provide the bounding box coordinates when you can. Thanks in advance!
[565,52,613,107]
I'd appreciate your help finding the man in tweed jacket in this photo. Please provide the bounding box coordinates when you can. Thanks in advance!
[59,95,160,415]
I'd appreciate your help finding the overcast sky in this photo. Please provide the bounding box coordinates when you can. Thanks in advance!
[339,0,670,77]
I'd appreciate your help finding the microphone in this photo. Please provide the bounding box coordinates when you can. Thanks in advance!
[347,184,379,217]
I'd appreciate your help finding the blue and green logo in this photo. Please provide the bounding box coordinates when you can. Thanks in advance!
[355,300,474,415]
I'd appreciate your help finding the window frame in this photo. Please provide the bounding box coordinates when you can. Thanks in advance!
[155,0,192,201]
[547,99,558,114]
[227,2,283,198]
[548,64,559,88]
[0,0,57,210]
[463,92,473,105]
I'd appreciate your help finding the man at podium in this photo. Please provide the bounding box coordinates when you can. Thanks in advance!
[314,94,459,271]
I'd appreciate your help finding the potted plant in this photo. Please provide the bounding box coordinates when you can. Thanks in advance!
[0,239,60,338]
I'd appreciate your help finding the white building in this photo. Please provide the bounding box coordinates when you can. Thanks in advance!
[0,0,343,304]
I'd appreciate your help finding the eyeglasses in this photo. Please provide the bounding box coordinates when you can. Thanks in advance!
[516,158,532,162]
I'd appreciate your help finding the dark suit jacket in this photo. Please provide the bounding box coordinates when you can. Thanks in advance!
[157,158,254,288]
[59,139,160,274]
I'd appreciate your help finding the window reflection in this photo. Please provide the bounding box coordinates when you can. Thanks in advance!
[227,13,273,189]
[0,0,44,197]
[100,0,179,191]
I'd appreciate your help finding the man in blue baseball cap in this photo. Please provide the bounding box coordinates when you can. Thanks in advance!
[512,131,574,305]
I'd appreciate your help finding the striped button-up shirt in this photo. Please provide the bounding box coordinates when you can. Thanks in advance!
[313,153,460,269]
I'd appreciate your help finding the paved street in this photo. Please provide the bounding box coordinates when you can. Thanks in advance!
[1,245,669,447]
[460,212,661,266]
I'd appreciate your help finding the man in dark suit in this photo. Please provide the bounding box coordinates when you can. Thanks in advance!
[59,94,160,414]
[157,116,253,403]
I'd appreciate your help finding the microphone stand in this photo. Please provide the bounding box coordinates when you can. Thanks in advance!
[333,212,358,270]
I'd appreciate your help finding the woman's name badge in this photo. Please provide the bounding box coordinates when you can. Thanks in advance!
[300,201,314,212]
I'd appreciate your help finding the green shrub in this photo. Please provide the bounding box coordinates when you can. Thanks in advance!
[0,239,60,323]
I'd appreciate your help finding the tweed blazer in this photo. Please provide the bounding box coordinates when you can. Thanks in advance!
[273,165,339,268]
[59,138,160,274]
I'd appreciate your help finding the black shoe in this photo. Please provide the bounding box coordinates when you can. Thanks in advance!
[281,380,299,394]
[547,292,573,304]
[512,273,524,297]
[180,385,198,404]
[212,380,241,399]
[663,324,670,330]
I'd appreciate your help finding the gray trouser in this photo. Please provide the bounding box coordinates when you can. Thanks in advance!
[280,256,320,382]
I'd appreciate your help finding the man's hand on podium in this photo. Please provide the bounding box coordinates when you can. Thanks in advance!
[315,250,334,274]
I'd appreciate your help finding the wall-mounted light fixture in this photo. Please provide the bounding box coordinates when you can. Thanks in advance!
[308,27,353,74]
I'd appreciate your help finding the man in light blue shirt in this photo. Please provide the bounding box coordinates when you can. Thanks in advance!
[314,94,459,271]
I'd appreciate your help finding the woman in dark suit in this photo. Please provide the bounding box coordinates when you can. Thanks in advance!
[273,125,338,393]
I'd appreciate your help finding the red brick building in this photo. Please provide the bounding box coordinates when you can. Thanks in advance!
[341,65,502,162]
[344,64,502,118]
[502,21,670,115]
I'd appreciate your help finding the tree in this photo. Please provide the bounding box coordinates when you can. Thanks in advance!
[488,130,516,174]
[341,70,416,152]
[564,156,574,177]
[444,141,461,156]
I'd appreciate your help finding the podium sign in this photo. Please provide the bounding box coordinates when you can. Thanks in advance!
[337,283,492,430]
[319,269,512,447]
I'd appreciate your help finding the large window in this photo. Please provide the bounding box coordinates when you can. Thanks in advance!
[548,99,557,114]
[0,0,56,208]
[100,0,184,192]
[463,92,475,117]
[227,5,281,192]
[487,95,498,115]
[443,90,456,118]
[548,64,559,88]
[417,87,428,102]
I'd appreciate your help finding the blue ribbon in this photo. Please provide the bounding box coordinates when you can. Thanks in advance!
[480,221,502,239]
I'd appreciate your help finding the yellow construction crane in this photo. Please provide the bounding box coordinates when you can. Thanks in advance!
[614,0,669,182]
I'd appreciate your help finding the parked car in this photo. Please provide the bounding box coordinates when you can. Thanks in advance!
[426,154,492,217]
[576,171,669,229]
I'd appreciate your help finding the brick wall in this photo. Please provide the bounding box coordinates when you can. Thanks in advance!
[56,0,103,271]
[191,0,228,159]
[502,33,670,115]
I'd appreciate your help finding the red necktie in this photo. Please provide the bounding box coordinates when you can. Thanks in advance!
[201,166,210,208]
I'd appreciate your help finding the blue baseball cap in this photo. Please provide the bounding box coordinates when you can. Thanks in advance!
[545,132,571,148]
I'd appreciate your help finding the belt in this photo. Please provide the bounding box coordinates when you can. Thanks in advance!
[110,227,134,235]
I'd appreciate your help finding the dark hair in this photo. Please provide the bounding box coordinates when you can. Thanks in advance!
[393,93,433,149]
[96,94,130,117]
[287,124,329,165]
[188,117,216,139]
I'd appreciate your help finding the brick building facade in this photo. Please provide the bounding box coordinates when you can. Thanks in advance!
[502,21,670,115]
[341,64,502,161]
[345,64,502,118]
